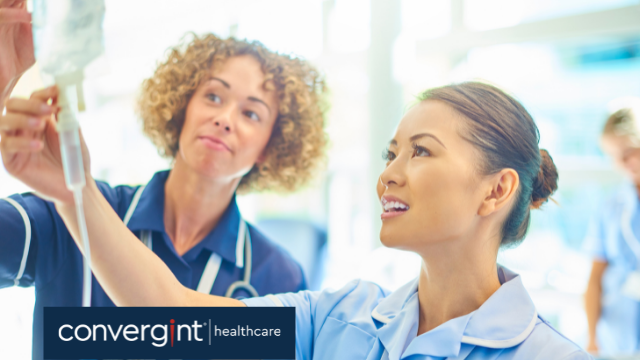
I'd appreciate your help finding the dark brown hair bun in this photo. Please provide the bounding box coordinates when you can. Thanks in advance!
[531,149,558,210]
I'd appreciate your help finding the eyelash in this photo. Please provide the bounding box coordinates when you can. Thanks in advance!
[244,111,260,122]
[206,93,221,103]
[382,149,396,162]
[412,143,430,157]
[206,93,260,122]
[382,144,430,163]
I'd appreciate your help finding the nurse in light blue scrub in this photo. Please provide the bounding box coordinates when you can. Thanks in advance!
[3,82,591,359]
[584,106,640,356]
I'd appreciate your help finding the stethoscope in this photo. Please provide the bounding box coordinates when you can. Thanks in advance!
[123,185,260,299]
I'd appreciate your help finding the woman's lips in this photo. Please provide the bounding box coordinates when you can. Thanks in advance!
[381,210,407,219]
[199,136,231,152]
[380,195,409,219]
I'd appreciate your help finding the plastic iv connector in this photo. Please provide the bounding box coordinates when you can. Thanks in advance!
[32,0,106,307]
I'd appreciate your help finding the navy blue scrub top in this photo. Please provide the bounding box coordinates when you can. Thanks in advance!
[0,170,308,360]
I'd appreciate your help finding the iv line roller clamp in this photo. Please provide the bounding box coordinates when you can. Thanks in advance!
[33,0,107,307]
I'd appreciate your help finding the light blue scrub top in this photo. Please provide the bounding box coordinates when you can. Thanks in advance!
[243,266,590,359]
[583,183,640,355]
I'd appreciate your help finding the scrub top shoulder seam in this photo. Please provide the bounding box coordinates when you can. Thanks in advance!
[1,197,32,286]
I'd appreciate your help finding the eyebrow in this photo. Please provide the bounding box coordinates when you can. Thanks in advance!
[388,133,447,149]
[209,77,230,88]
[248,96,272,115]
[207,77,272,115]
[410,133,446,149]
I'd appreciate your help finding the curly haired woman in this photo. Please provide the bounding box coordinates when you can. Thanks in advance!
[0,33,326,360]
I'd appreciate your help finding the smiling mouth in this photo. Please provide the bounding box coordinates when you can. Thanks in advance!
[381,197,410,219]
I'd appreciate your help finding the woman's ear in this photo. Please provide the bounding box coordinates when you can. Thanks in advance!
[256,150,268,164]
[478,169,519,217]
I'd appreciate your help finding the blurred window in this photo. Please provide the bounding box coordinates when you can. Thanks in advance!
[464,0,640,31]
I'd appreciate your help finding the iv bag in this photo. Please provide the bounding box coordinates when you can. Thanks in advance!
[32,0,106,78]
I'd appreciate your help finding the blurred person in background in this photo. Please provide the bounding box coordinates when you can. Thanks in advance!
[585,107,640,355]
[9,81,591,359]
[584,106,640,356]
[0,32,327,359]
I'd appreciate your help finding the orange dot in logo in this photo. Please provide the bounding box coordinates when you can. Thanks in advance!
[170,319,175,324]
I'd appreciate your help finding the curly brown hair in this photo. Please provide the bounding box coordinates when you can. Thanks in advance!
[137,33,327,193]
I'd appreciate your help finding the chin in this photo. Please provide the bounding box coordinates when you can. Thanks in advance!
[379,227,411,249]
[189,158,227,179]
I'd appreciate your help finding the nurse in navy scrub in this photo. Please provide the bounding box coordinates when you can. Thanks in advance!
[0,33,326,360]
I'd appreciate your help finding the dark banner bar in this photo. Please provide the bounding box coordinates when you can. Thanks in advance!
[44,307,295,359]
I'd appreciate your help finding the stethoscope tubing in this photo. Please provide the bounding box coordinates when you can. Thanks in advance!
[225,230,259,298]
[125,184,259,299]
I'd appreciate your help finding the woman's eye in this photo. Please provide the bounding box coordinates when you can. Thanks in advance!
[412,144,430,157]
[245,111,260,122]
[206,93,221,103]
[382,149,396,162]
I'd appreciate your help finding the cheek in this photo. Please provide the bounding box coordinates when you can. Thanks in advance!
[177,119,194,156]
[409,162,477,232]
[629,153,640,169]
[180,103,201,143]
[236,123,272,160]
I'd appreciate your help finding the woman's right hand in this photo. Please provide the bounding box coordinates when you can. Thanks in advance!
[0,0,34,102]
[0,86,86,205]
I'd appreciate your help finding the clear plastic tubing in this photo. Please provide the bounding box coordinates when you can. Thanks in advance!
[33,0,105,308]
[57,85,92,308]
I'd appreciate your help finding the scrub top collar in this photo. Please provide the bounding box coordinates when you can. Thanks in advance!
[371,266,538,359]
[125,170,243,265]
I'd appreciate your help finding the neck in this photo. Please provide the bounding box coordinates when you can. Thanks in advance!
[416,233,501,335]
[164,159,240,256]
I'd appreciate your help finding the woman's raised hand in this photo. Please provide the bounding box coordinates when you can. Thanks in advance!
[0,86,91,205]
[0,0,34,102]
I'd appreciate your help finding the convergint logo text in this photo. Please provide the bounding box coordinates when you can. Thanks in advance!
[44,307,294,359]
[58,319,282,347]
[59,319,204,347]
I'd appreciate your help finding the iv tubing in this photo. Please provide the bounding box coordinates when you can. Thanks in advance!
[74,188,92,307]
[56,80,92,307]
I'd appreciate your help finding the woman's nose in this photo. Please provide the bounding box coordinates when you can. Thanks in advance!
[379,162,406,188]
[214,119,231,132]
[213,106,235,133]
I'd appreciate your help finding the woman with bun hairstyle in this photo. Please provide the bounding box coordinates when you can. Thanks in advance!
[584,106,640,356]
[2,81,590,359]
